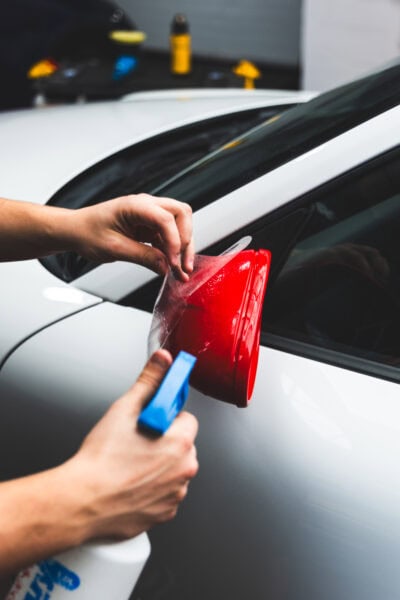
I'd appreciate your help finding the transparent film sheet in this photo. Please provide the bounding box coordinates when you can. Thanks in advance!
[148,236,252,355]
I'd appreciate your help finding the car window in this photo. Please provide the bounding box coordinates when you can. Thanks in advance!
[153,64,400,208]
[260,146,400,381]
[124,146,400,382]
[42,105,289,282]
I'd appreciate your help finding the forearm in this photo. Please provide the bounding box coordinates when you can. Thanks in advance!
[0,194,194,278]
[0,198,77,261]
[0,461,90,576]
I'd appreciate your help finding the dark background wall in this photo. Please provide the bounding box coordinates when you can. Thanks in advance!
[118,0,302,67]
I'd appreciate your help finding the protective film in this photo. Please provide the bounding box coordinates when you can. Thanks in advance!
[148,237,271,407]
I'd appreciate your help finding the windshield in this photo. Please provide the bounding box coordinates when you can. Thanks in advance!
[154,64,400,208]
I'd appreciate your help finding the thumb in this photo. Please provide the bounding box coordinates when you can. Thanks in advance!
[128,349,173,416]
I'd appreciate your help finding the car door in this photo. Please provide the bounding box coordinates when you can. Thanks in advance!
[2,145,399,600]
[126,146,400,600]
[1,150,399,600]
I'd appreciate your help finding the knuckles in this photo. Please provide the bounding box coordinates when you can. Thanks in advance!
[177,431,196,454]
[164,507,179,522]
[184,459,199,480]
[159,211,176,228]
[177,486,189,502]
[179,202,192,218]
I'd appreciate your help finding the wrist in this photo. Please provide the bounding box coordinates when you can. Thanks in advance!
[31,461,93,550]
[0,462,93,574]
[39,205,81,255]
[52,457,99,546]
[58,454,115,544]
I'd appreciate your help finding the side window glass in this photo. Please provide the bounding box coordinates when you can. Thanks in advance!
[262,148,400,372]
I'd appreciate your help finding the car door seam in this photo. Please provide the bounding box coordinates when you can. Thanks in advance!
[0,302,104,373]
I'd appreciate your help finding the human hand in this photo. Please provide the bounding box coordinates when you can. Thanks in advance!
[66,349,199,541]
[69,194,194,281]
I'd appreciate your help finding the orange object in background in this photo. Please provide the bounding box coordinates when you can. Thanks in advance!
[233,59,261,89]
[28,59,58,79]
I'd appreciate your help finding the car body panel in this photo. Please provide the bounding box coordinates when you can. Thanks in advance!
[0,259,101,365]
[0,81,399,600]
[0,302,150,476]
[0,301,398,599]
[122,88,314,102]
[0,90,313,204]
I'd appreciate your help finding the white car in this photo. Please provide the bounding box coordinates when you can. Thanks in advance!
[0,64,399,600]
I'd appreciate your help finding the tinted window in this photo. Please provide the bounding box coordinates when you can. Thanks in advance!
[261,147,400,378]
[47,107,284,211]
[155,64,400,208]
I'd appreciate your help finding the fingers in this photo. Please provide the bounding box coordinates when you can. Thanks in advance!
[155,443,199,522]
[128,350,173,415]
[123,195,194,280]
[181,236,195,278]
[109,237,170,276]
[166,412,199,480]
[157,197,194,275]
[168,410,199,450]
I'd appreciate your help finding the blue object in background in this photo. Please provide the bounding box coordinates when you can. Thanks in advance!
[138,351,197,436]
[113,55,138,80]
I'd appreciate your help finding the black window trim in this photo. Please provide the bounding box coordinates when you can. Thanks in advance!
[261,332,400,385]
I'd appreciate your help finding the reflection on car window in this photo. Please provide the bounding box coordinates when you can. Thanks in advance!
[156,64,400,208]
[262,146,400,373]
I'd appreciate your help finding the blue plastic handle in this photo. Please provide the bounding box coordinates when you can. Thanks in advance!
[138,351,197,436]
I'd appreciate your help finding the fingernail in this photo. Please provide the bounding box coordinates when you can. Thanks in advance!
[172,266,190,282]
[172,265,182,280]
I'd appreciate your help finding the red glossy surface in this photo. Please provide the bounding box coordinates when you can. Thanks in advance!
[162,249,271,407]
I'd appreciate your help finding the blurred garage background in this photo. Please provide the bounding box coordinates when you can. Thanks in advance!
[0,0,399,109]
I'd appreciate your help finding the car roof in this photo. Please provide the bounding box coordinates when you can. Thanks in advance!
[0,89,313,204]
